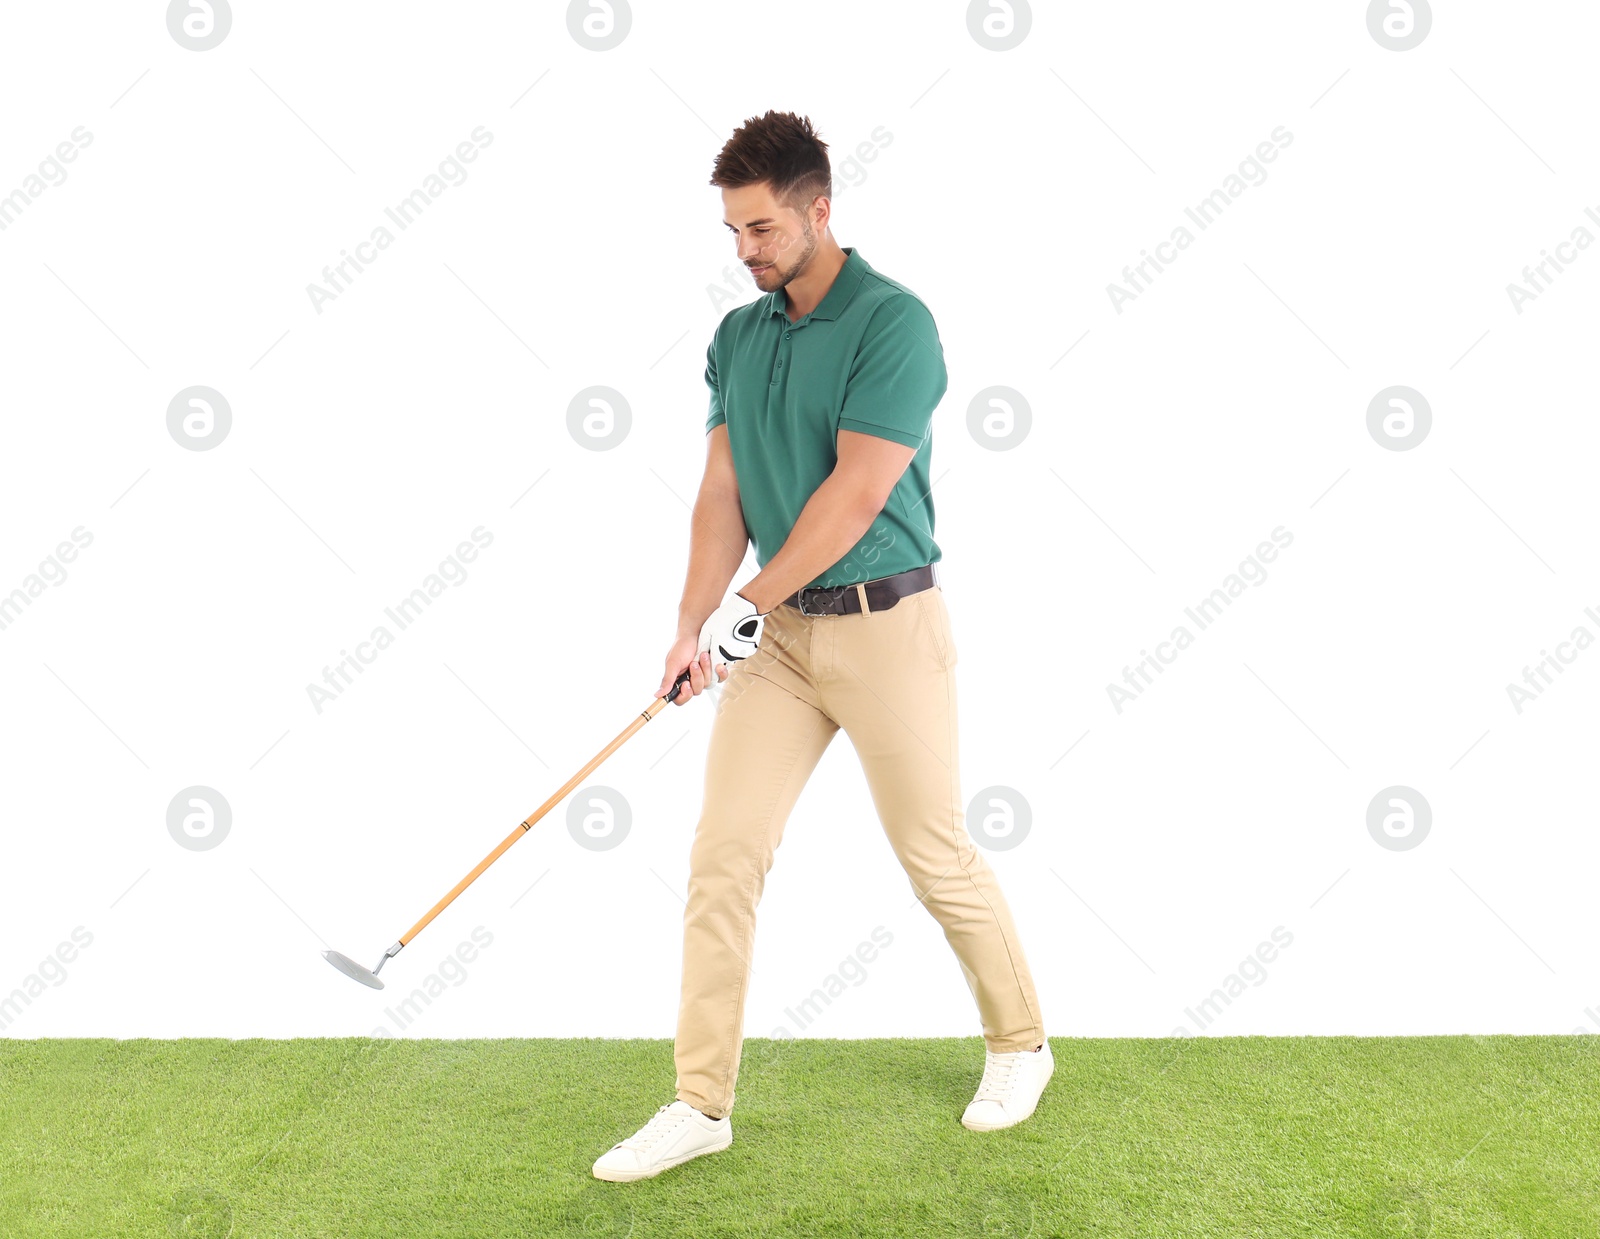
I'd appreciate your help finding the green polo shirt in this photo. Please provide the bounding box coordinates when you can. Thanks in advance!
[704,247,948,592]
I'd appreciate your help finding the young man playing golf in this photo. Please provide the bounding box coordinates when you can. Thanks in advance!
[592,111,1050,1183]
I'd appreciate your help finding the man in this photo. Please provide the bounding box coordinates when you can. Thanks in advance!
[592,111,1050,1184]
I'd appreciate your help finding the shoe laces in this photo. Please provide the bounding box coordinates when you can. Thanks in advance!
[618,1103,689,1152]
[974,1050,1026,1103]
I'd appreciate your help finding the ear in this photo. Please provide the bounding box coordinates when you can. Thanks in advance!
[811,193,832,233]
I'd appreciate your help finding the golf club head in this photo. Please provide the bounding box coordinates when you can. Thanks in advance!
[323,949,385,990]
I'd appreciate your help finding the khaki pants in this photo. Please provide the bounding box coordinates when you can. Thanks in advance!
[673,579,1046,1119]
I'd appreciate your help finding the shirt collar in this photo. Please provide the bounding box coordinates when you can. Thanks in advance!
[765,246,868,323]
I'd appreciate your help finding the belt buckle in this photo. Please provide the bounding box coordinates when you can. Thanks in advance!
[798,585,846,617]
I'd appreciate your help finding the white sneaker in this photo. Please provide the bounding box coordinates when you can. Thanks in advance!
[592,1100,732,1182]
[961,1038,1054,1131]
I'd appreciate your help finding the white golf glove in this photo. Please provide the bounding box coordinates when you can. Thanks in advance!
[697,592,765,670]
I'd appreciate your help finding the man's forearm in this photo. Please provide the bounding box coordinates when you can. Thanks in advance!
[677,484,751,638]
[736,475,881,615]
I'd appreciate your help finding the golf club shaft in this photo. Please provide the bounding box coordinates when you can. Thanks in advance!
[393,668,693,953]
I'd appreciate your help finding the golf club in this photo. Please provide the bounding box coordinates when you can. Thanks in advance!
[323,664,695,989]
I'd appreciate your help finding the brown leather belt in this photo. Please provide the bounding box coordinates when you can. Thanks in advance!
[779,564,938,617]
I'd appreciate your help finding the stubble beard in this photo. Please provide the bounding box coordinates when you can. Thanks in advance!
[754,217,819,291]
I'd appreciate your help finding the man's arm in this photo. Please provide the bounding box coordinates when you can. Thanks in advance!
[735,429,918,615]
[676,424,751,639]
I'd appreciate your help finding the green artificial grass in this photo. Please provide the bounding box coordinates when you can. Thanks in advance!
[1,1036,1597,1237]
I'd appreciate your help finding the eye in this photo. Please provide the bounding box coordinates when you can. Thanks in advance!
[755,227,770,234]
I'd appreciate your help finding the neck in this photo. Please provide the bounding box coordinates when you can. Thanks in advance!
[783,238,848,321]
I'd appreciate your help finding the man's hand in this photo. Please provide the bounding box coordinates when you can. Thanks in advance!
[659,635,727,706]
[698,593,765,670]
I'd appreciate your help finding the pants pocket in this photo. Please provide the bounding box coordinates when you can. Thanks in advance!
[915,587,954,670]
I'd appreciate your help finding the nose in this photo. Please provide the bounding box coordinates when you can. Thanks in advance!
[737,236,763,263]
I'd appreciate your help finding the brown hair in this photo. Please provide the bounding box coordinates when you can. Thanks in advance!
[709,110,831,212]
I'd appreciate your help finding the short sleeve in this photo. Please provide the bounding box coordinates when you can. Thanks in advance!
[705,335,726,432]
[837,296,947,449]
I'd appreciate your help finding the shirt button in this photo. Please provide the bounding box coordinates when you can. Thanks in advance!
[785,332,791,339]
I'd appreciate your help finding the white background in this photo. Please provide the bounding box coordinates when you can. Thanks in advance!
[2,1,1597,1042]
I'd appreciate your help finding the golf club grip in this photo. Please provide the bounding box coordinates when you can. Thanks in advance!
[664,665,692,704]
[394,674,691,949]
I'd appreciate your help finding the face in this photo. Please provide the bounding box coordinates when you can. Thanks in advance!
[721,181,822,292]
